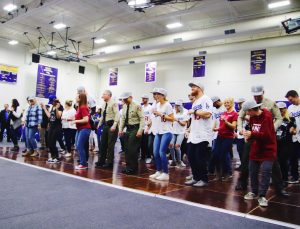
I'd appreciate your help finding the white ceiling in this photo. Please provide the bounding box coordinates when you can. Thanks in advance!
[0,0,300,64]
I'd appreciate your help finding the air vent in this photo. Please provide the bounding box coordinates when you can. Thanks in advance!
[129,61,135,64]
[224,29,236,35]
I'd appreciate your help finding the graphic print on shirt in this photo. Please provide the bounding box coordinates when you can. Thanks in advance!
[252,124,262,132]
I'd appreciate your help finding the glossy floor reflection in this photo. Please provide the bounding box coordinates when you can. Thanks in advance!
[0,143,299,226]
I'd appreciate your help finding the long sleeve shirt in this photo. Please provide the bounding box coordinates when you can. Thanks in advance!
[25,105,43,127]
[249,109,277,161]
[237,97,282,132]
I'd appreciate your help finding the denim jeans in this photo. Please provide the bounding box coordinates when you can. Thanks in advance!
[76,129,91,166]
[187,141,209,182]
[153,133,173,173]
[249,160,273,197]
[26,126,38,150]
[170,134,184,163]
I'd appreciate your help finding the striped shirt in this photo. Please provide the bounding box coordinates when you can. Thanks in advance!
[26,105,42,127]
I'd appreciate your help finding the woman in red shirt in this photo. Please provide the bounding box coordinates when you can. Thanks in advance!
[212,98,238,181]
[73,93,91,170]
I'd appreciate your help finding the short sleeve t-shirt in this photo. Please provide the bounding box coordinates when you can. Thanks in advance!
[212,106,226,140]
[218,110,238,139]
[150,101,160,135]
[75,105,91,130]
[142,104,152,130]
[172,109,189,135]
[288,104,300,143]
[188,95,213,144]
[49,105,63,127]
[156,102,173,134]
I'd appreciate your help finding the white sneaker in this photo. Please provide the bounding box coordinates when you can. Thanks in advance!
[149,171,162,179]
[47,158,53,163]
[176,161,186,168]
[64,153,72,158]
[156,173,169,181]
[145,158,152,164]
[186,175,193,181]
[244,192,257,200]
[193,180,208,187]
[59,150,66,155]
[258,197,268,207]
[180,161,186,167]
[185,179,197,186]
[49,158,60,164]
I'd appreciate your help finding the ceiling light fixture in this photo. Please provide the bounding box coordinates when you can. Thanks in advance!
[127,0,151,8]
[3,3,17,12]
[94,38,106,44]
[47,50,56,55]
[53,23,66,30]
[166,22,183,29]
[268,0,290,9]
[8,40,18,45]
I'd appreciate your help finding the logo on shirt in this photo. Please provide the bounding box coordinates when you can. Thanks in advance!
[291,111,300,118]
[252,124,261,132]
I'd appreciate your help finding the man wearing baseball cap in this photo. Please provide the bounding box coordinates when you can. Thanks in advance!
[242,100,277,207]
[236,85,284,196]
[185,82,213,187]
[119,92,145,175]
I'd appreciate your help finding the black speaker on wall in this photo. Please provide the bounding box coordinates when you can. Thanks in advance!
[32,53,40,63]
[79,65,85,74]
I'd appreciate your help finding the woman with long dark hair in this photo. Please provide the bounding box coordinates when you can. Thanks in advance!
[9,99,22,151]
[73,93,91,170]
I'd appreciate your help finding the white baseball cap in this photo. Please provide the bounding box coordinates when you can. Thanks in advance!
[156,88,167,96]
[251,85,264,96]
[175,99,183,106]
[211,96,220,103]
[188,82,204,91]
[119,92,132,99]
[141,94,149,99]
[242,100,262,111]
[276,102,287,109]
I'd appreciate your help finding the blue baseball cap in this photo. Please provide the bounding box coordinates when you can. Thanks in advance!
[48,95,57,104]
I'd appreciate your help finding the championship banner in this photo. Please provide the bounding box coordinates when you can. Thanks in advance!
[0,64,18,83]
[145,62,157,83]
[35,64,58,99]
[109,68,118,86]
[250,49,266,75]
[193,56,205,77]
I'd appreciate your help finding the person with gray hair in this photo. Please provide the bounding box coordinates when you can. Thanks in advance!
[95,90,120,168]
[77,86,96,109]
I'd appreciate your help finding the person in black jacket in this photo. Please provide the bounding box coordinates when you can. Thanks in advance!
[0,104,11,142]
[276,102,296,184]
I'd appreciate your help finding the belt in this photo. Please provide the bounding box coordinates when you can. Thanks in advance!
[126,124,139,130]
[104,120,114,126]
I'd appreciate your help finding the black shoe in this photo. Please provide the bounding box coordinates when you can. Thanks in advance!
[277,190,289,197]
[235,183,247,191]
[95,161,104,167]
[22,149,27,153]
[11,146,19,152]
[102,163,113,169]
[122,168,137,175]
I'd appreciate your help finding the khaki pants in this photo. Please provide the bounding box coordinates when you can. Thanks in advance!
[39,127,47,148]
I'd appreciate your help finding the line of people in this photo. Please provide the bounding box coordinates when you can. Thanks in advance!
[1,84,299,208]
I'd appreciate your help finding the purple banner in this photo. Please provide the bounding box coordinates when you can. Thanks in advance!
[0,64,18,83]
[145,62,157,83]
[251,49,266,75]
[35,64,58,99]
[193,56,205,77]
[109,68,118,86]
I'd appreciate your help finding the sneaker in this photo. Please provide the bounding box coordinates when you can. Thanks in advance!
[258,197,268,207]
[93,148,99,152]
[22,150,32,156]
[58,149,64,153]
[30,151,39,157]
[244,192,257,200]
[75,164,88,170]
[186,175,193,181]
[176,161,186,168]
[222,175,233,181]
[180,161,186,167]
[51,158,60,164]
[288,178,299,184]
[47,158,54,163]
[64,152,72,158]
[156,173,169,181]
[193,180,208,187]
[185,179,197,186]
[149,171,162,179]
[59,150,66,155]
[169,161,177,167]
[145,158,152,164]
[11,146,20,152]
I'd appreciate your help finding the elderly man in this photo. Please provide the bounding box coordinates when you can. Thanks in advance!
[119,92,144,175]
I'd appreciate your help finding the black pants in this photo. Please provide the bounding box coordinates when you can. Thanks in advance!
[236,138,245,162]
[0,123,11,142]
[187,141,209,182]
[48,126,62,159]
[141,132,150,159]
[63,128,76,153]
[181,137,188,160]
[148,134,155,158]
[290,141,300,180]
[98,125,118,164]
[277,140,291,181]
[57,129,65,150]
[10,126,21,147]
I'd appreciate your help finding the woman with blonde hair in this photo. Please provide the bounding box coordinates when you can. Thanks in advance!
[212,97,238,180]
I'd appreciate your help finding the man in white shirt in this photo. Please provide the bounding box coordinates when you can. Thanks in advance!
[141,94,152,162]
[286,90,300,184]
[185,82,213,187]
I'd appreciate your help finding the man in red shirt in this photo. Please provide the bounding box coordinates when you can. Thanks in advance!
[242,101,277,207]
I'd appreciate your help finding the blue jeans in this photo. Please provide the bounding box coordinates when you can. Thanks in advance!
[153,133,173,173]
[26,126,38,150]
[76,129,91,166]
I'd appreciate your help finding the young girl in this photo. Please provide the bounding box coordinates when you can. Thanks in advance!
[149,88,174,181]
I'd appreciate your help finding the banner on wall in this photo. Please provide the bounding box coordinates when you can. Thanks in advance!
[145,62,157,83]
[250,49,266,75]
[109,68,118,86]
[193,56,205,77]
[0,64,18,83]
[35,64,58,99]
